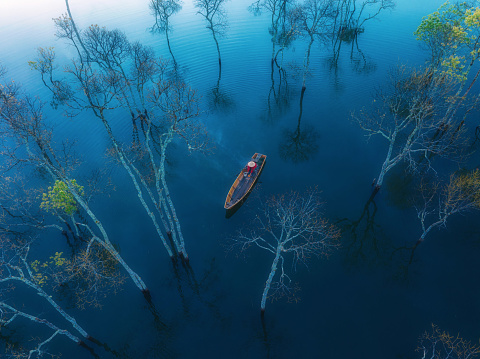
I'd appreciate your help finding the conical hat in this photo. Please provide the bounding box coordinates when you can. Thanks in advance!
[248,161,256,167]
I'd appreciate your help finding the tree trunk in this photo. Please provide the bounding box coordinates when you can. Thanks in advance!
[261,245,283,313]
[11,277,90,338]
[97,111,174,257]
[165,28,177,67]
[0,303,81,344]
[210,25,222,74]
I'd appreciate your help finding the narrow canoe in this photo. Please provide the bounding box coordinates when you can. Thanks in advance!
[224,153,267,210]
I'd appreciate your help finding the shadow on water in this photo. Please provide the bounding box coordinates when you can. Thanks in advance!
[209,69,235,114]
[225,186,257,219]
[167,255,227,320]
[383,163,423,210]
[260,54,294,124]
[260,314,272,359]
[279,86,319,164]
[209,86,235,114]
[336,180,417,277]
[337,192,387,268]
[326,23,377,93]
[252,311,285,359]
[225,172,266,219]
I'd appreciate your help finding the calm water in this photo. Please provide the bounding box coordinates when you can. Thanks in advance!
[1,0,480,358]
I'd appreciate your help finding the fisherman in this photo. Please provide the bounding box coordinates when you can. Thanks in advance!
[247,161,257,175]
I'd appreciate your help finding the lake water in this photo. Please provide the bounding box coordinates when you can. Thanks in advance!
[1,0,480,358]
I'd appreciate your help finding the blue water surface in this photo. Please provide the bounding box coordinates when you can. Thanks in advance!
[1,0,480,358]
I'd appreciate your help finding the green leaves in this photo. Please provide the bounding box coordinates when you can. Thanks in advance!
[40,180,84,216]
[30,252,68,287]
[415,1,480,79]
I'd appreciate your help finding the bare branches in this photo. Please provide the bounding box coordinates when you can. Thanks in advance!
[1,302,81,358]
[290,0,335,41]
[231,189,340,313]
[417,324,480,359]
[354,65,469,190]
[195,0,229,36]
[0,235,89,339]
[356,0,395,29]
[34,19,210,261]
[149,0,183,65]
[332,0,394,33]
[0,73,148,293]
[51,240,126,309]
[415,169,480,244]
[289,0,335,88]
[195,0,228,70]
[150,0,182,33]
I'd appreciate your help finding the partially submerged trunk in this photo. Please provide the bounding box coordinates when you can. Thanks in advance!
[260,245,283,313]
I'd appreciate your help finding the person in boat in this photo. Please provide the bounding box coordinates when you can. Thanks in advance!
[246,161,257,175]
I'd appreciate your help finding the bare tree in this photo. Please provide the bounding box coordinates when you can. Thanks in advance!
[0,175,65,238]
[231,189,340,314]
[332,0,394,38]
[330,0,394,65]
[249,0,295,67]
[248,1,295,122]
[34,242,126,310]
[0,302,84,358]
[150,0,183,66]
[416,324,480,359]
[278,77,319,163]
[354,66,468,195]
[0,78,149,294]
[195,0,229,72]
[410,169,480,262]
[289,0,335,90]
[0,235,89,341]
[31,16,210,262]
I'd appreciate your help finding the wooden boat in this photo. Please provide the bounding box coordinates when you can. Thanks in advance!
[224,153,267,211]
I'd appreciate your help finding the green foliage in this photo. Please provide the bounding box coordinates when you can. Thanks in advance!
[415,1,480,79]
[415,2,469,45]
[30,252,68,287]
[40,180,84,216]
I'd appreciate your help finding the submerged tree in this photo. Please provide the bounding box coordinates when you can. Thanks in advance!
[329,0,394,65]
[32,16,209,262]
[195,0,229,71]
[231,189,340,314]
[354,66,468,195]
[290,0,335,90]
[416,324,480,359]
[0,77,149,294]
[249,0,295,122]
[414,1,480,134]
[415,1,480,71]
[0,234,92,354]
[195,0,230,111]
[410,169,480,262]
[149,0,183,66]
[274,0,331,162]
[278,80,319,163]
[250,0,295,66]
[337,194,387,267]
